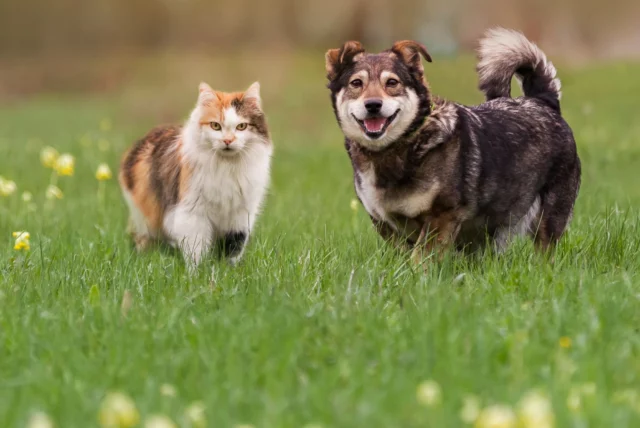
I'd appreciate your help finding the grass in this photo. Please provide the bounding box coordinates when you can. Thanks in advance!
[1,54,640,427]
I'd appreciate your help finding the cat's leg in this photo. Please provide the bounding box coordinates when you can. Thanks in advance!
[164,206,212,272]
[222,231,249,266]
[122,188,153,252]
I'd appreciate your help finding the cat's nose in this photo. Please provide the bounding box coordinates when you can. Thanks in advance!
[223,138,235,146]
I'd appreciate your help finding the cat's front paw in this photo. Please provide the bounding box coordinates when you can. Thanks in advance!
[223,231,247,267]
[228,254,244,266]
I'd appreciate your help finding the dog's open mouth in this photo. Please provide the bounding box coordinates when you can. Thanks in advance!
[353,110,400,139]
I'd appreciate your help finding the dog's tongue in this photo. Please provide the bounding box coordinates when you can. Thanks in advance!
[364,117,386,133]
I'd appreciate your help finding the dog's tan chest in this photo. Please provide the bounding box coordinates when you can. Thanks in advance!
[356,167,440,230]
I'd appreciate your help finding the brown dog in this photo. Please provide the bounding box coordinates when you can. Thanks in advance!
[326,28,581,259]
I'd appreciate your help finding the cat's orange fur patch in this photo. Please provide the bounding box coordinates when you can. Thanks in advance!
[130,148,163,232]
[198,91,245,125]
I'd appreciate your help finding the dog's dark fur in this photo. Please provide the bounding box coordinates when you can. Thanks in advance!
[326,28,581,256]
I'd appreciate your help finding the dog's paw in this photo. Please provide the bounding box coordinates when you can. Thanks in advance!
[410,247,424,267]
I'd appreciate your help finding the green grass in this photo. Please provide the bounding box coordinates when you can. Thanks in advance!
[1,55,640,427]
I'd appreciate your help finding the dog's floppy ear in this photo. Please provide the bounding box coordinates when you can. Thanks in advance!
[325,41,365,81]
[391,40,432,74]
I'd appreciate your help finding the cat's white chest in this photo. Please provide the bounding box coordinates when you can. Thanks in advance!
[185,147,271,233]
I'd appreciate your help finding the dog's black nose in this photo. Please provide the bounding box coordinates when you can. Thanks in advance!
[364,99,383,114]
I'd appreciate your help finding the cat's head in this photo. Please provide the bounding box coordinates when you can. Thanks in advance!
[190,82,270,157]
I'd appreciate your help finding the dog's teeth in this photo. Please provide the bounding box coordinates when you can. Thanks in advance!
[364,118,386,132]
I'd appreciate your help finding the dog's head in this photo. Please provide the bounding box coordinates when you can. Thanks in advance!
[326,40,432,150]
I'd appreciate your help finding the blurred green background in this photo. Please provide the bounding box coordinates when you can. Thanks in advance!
[2,1,640,427]
[1,0,640,102]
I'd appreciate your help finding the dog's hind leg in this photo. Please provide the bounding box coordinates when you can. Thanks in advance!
[532,164,581,251]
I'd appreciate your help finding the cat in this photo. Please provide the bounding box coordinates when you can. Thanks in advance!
[118,81,273,270]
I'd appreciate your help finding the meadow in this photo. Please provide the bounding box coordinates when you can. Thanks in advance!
[1,53,639,427]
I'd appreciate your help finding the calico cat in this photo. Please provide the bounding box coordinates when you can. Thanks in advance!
[119,82,273,269]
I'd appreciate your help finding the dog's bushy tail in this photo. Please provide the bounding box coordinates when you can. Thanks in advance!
[477,28,561,110]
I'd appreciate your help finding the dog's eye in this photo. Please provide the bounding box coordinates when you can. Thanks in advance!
[350,79,363,88]
[236,123,248,131]
[386,79,399,88]
[210,122,221,131]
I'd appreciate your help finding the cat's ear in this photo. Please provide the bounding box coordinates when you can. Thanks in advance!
[198,82,216,105]
[243,82,262,108]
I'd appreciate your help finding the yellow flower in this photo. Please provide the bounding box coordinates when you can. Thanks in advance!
[13,231,30,251]
[0,177,17,196]
[55,154,75,176]
[99,392,140,428]
[559,337,572,349]
[460,395,482,424]
[474,404,516,428]
[160,383,177,397]
[100,118,113,132]
[416,380,442,407]
[22,191,33,202]
[517,390,554,428]
[96,163,113,181]
[46,185,63,200]
[26,411,54,428]
[350,198,359,211]
[40,146,59,168]
[144,415,177,428]
[185,401,206,428]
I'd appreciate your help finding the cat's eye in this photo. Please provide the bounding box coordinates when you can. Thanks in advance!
[210,122,221,131]
[386,79,399,88]
[236,123,248,131]
[350,79,363,88]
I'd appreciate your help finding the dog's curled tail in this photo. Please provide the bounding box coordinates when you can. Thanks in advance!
[477,28,561,110]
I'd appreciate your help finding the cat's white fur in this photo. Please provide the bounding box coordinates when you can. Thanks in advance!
[161,82,273,269]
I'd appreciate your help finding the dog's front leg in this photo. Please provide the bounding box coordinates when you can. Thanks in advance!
[372,218,412,251]
[410,214,461,267]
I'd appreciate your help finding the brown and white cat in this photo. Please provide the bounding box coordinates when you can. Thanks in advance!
[118,82,273,269]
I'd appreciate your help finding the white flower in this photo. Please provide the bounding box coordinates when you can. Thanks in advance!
[98,391,140,428]
[475,404,517,428]
[0,177,17,196]
[40,146,59,168]
[185,401,206,428]
[45,185,63,200]
[517,390,554,428]
[96,163,113,181]
[26,411,54,428]
[460,395,481,424]
[416,380,442,406]
[160,383,177,397]
[144,415,176,428]
[22,191,33,202]
[55,153,75,176]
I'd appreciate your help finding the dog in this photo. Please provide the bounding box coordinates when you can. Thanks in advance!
[325,28,581,258]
